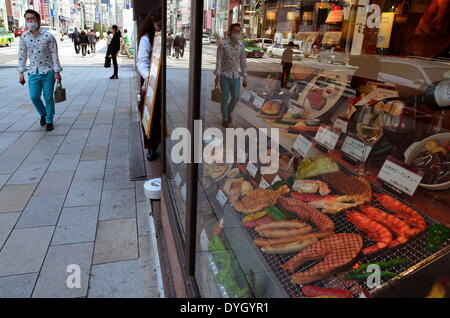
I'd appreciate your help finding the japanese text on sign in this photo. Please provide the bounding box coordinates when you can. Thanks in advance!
[378,159,423,196]
[292,134,313,158]
[246,162,258,178]
[215,189,227,207]
[341,136,372,162]
[253,96,265,109]
[314,125,340,151]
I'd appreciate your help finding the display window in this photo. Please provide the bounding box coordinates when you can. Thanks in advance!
[164,0,450,298]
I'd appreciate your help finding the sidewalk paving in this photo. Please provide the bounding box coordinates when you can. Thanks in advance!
[0,64,161,298]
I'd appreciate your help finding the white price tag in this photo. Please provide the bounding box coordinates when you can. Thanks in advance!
[272,175,282,185]
[241,90,251,102]
[181,184,187,201]
[175,172,182,187]
[333,118,348,133]
[259,178,271,189]
[287,103,303,115]
[292,134,313,158]
[246,162,258,178]
[200,229,210,251]
[378,159,423,196]
[253,96,265,109]
[341,136,372,162]
[215,189,228,207]
[314,125,340,151]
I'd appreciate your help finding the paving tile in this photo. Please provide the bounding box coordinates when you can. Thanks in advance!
[52,206,99,245]
[34,171,74,196]
[92,218,138,265]
[0,155,26,174]
[139,236,161,297]
[0,273,38,298]
[0,174,10,189]
[103,168,134,190]
[72,120,94,130]
[0,212,20,248]
[48,154,80,172]
[73,160,106,181]
[32,243,94,298]
[45,125,72,136]
[16,194,65,228]
[7,162,49,185]
[88,259,142,298]
[135,181,147,202]
[136,201,150,236]
[0,184,37,213]
[99,189,136,221]
[0,226,54,276]
[64,179,103,207]
[80,145,108,161]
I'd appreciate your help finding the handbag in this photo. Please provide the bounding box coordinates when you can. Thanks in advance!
[87,49,90,55]
[211,84,222,103]
[104,56,111,68]
[54,81,66,103]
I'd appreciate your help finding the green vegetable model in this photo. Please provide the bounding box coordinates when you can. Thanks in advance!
[426,224,450,252]
[266,205,290,221]
[295,156,340,179]
[354,258,410,274]
[345,271,398,281]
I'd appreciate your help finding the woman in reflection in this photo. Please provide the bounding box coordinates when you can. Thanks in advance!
[215,23,248,128]
[136,7,162,161]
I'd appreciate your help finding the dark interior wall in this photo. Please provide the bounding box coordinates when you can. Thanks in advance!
[133,0,162,22]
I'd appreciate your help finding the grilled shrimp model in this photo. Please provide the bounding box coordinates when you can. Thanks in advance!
[374,194,426,235]
[345,211,392,255]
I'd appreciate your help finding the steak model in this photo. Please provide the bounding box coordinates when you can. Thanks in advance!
[321,171,372,204]
[281,233,363,284]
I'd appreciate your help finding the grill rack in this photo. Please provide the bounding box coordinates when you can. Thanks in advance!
[228,172,450,298]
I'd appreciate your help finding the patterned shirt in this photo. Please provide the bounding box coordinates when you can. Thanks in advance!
[215,39,247,79]
[18,29,62,74]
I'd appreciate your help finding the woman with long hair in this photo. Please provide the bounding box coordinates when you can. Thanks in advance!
[136,7,163,161]
[107,25,121,79]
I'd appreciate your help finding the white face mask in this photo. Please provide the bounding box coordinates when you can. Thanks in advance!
[231,33,240,41]
[26,22,39,31]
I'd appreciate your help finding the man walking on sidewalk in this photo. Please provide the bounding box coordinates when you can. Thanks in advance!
[18,9,62,132]
[281,41,294,88]
[72,27,80,54]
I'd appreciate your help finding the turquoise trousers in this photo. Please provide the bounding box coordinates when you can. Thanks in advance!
[28,71,55,124]
[220,74,241,121]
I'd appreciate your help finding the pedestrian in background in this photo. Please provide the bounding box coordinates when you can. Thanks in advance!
[107,25,121,79]
[180,33,186,58]
[136,8,162,161]
[106,30,112,46]
[72,27,80,54]
[281,41,294,88]
[122,29,132,58]
[79,30,89,57]
[167,33,174,56]
[18,9,62,132]
[88,29,97,53]
[173,33,181,59]
[214,23,247,128]
[95,30,100,41]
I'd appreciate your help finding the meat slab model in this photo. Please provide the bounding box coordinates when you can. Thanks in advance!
[282,233,363,284]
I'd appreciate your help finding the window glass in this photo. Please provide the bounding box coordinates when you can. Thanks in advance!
[173,0,450,298]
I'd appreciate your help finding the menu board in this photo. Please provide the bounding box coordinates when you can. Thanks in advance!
[142,35,162,137]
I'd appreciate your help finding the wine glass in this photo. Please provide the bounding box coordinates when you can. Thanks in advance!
[354,104,385,175]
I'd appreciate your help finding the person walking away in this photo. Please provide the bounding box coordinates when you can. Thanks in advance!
[88,29,97,53]
[281,42,294,88]
[95,30,100,41]
[18,9,62,132]
[166,33,174,56]
[122,29,132,58]
[173,33,181,59]
[72,27,80,54]
[136,8,162,161]
[180,33,186,58]
[214,23,247,128]
[107,25,121,79]
[79,30,89,57]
